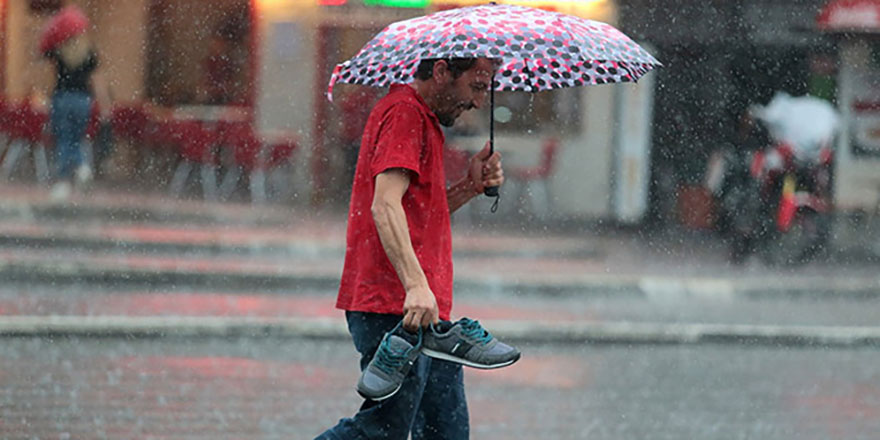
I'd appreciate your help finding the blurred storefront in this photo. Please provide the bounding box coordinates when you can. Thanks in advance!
[2,0,256,105]
[617,0,838,227]
[2,0,658,220]
[612,0,880,225]
[817,0,880,213]
[3,0,147,103]
[257,0,659,220]
[1,0,261,188]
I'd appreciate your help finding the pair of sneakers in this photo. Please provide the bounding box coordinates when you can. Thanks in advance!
[357,317,521,401]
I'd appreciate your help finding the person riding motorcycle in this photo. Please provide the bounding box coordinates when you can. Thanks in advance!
[714,93,839,265]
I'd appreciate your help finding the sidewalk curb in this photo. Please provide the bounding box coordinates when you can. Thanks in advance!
[4,263,880,300]
[2,316,879,347]
[0,235,340,259]
[0,199,293,227]
[0,233,602,260]
[0,264,343,292]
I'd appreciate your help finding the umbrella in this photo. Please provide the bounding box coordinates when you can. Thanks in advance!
[39,5,89,54]
[327,3,661,197]
[751,92,840,163]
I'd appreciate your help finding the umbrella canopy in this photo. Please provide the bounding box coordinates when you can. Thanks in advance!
[39,5,90,54]
[752,92,840,162]
[327,3,660,100]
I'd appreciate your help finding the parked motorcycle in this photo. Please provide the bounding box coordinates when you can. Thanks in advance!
[754,142,834,265]
[711,93,839,265]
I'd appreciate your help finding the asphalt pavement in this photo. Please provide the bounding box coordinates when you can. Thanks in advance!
[3,337,880,439]
[3,182,880,439]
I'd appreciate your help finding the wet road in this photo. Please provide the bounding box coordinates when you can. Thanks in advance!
[3,186,880,439]
[2,337,879,439]
[3,283,880,328]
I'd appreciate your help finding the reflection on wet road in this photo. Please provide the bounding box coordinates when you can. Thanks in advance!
[2,337,879,439]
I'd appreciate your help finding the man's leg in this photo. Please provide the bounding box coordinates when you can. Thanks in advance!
[315,312,431,440]
[411,358,469,440]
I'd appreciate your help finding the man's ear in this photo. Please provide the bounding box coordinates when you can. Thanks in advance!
[432,60,450,84]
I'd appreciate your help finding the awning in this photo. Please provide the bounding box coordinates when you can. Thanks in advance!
[817,0,880,32]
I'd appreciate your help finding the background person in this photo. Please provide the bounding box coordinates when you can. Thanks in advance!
[40,4,110,199]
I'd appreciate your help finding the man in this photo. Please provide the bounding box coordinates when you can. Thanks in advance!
[316,57,503,439]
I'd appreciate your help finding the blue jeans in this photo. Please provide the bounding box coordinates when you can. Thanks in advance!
[316,312,469,440]
[50,91,92,180]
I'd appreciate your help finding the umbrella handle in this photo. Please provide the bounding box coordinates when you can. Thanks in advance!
[484,82,500,198]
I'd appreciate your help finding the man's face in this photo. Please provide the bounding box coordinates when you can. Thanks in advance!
[434,58,494,127]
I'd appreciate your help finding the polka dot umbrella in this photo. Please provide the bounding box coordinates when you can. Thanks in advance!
[327,3,661,197]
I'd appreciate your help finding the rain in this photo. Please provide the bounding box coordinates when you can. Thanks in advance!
[1,0,880,439]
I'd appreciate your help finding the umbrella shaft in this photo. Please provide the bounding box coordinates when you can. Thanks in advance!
[490,84,495,155]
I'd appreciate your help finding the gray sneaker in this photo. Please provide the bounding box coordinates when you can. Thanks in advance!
[357,323,422,401]
[422,318,521,369]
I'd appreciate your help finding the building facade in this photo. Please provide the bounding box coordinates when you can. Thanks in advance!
[4,0,872,223]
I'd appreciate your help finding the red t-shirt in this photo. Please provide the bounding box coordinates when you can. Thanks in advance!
[336,85,454,320]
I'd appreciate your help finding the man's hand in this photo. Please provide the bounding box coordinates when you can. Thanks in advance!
[468,141,504,193]
[447,141,505,213]
[403,284,439,331]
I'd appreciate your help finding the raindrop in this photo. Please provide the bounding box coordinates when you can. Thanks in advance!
[494,106,513,123]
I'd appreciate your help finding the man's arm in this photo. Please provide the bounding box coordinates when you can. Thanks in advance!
[447,141,504,213]
[372,168,439,331]
[447,177,481,213]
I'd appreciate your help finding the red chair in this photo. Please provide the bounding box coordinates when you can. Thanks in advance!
[509,138,560,216]
[166,119,220,200]
[0,98,10,172]
[266,137,297,169]
[219,121,261,169]
[260,134,298,202]
[108,104,153,172]
[84,103,101,140]
[0,97,10,150]
[111,104,150,142]
[218,123,298,203]
[81,102,104,172]
[0,97,8,133]
[0,101,50,185]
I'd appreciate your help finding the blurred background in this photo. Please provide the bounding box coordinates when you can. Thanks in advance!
[2,0,880,439]
[3,0,877,227]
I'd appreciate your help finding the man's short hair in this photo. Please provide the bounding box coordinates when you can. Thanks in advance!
[414,58,478,80]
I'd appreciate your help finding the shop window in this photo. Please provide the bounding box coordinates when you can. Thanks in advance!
[851,41,880,158]
[29,0,61,14]
[146,0,253,106]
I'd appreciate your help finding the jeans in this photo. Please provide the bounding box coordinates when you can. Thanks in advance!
[50,91,92,180]
[315,312,469,440]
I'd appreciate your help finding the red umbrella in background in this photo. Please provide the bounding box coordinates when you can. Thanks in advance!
[39,5,89,54]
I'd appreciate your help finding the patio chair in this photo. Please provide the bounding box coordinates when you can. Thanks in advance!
[166,119,220,200]
[0,101,50,185]
[508,137,560,217]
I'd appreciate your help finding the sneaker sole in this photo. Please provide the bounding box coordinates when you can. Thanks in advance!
[421,348,521,369]
[356,381,402,402]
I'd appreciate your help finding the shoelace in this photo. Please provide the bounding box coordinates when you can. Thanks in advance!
[460,318,493,345]
[374,337,412,375]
